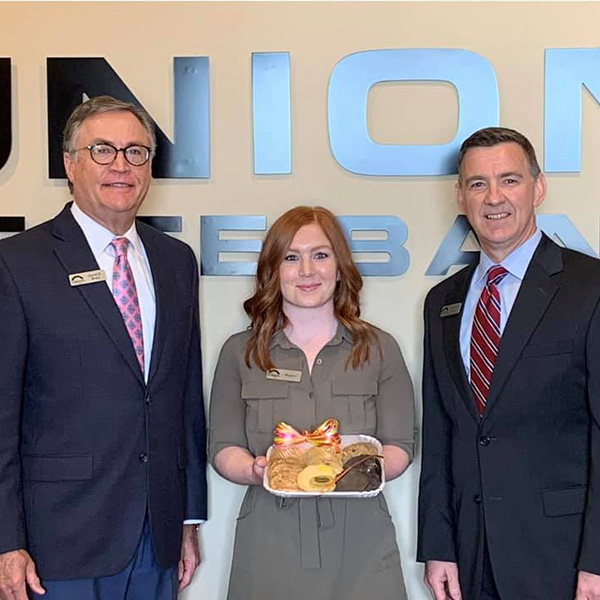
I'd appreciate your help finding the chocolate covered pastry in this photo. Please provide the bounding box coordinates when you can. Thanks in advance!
[335,454,382,492]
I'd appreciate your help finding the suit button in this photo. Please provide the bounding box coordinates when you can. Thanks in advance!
[474,495,482,504]
[479,436,491,446]
[145,395,152,406]
[139,453,148,463]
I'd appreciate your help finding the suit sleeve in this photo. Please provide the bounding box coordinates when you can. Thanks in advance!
[417,294,457,563]
[182,248,208,521]
[578,294,600,573]
[0,251,28,553]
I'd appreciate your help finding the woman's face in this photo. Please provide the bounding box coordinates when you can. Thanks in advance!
[279,223,339,311]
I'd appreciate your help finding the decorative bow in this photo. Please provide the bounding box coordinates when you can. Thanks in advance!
[273,418,341,451]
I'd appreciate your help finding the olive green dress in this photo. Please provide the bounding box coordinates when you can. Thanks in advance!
[208,325,415,600]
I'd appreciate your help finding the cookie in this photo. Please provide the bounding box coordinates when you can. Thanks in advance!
[297,464,336,492]
[267,452,305,490]
[341,442,379,462]
[304,446,343,474]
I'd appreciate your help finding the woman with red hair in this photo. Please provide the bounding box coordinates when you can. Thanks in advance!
[208,206,415,600]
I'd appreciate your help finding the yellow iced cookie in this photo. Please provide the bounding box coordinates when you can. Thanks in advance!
[297,464,336,492]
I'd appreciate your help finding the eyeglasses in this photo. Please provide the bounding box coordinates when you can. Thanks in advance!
[75,143,152,166]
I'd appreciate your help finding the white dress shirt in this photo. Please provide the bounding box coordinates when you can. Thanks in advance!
[71,203,156,380]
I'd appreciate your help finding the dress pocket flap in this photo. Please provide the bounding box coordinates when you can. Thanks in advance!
[241,381,289,399]
[522,339,574,358]
[22,454,93,482]
[332,379,378,397]
[542,486,587,517]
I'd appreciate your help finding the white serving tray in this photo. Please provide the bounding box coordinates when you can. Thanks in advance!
[264,434,385,498]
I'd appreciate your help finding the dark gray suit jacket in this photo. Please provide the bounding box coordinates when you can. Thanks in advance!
[418,234,600,600]
[0,204,207,579]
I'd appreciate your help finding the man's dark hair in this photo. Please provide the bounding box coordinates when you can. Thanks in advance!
[458,127,541,181]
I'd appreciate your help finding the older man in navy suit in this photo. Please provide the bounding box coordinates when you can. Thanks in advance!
[418,128,600,600]
[0,96,207,600]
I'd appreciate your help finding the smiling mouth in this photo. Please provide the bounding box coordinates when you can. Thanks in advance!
[103,182,133,188]
[486,212,510,220]
[297,284,320,291]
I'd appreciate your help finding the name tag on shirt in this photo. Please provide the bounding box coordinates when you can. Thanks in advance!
[266,368,302,383]
[69,269,106,287]
[440,302,462,318]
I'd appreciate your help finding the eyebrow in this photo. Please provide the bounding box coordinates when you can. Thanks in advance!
[464,171,524,184]
[286,244,333,253]
[91,138,149,147]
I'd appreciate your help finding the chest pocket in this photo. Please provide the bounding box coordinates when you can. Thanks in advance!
[521,339,573,358]
[241,381,290,433]
[331,378,378,434]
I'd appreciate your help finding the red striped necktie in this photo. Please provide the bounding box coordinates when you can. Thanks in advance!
[470,265,508,415]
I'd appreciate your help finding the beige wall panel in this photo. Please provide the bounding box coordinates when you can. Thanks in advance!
[1,3,599,598]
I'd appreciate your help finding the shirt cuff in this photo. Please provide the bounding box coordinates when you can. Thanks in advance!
[183,519,205,525]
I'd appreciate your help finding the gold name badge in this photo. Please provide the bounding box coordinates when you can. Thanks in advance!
[440,302,462,318]
[69,269,107,287]
[266,368,303,383]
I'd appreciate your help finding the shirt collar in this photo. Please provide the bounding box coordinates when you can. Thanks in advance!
[269,322,352,350]
[71,202,141,257]
[474,228,542,286]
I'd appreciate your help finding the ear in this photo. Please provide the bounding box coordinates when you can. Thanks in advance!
[63,151,76,185]
[533,173,547,208]
[455,181,465,212]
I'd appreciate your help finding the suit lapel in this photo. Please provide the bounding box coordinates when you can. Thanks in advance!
[484,235,562,417]
[137,222,175,387]
[51,205,145,386]
[441,263,481,422]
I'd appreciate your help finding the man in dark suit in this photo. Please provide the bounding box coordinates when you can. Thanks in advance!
[418,127,600,600]
[0,96,207,599]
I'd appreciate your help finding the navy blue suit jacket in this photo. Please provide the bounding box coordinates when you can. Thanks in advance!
[0,204,207,579]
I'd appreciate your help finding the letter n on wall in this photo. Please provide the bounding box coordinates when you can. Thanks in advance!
[46,57,210,180]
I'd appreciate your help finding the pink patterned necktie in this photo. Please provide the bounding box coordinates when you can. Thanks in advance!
[110,237,144,373]
[470,265,508,415]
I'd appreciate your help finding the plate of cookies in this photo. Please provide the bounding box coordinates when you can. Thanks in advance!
[264,434,385,498]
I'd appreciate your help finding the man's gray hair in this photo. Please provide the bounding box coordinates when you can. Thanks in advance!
[62,95,156,193]
[62,95,156,154]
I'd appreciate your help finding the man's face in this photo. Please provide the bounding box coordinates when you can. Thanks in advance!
[63,110,152,233]
[456,142,546,262]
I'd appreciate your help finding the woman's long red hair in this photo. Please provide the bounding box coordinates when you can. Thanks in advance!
[243,206,380,371]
